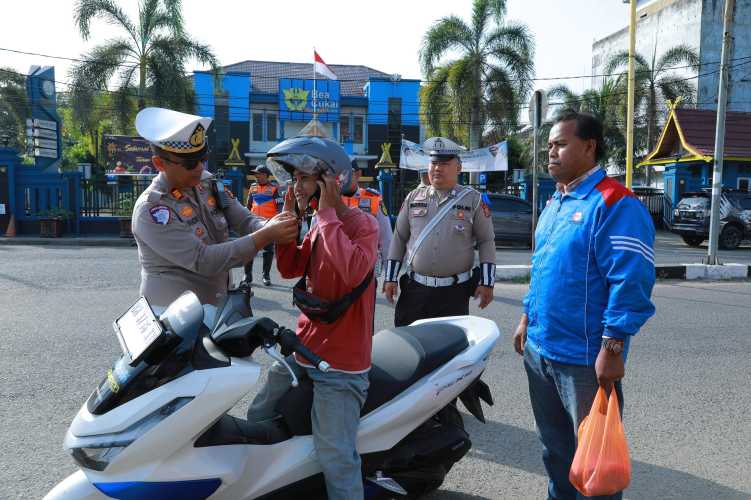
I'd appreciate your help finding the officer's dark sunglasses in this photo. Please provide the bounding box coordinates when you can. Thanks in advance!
[159,154,207,171]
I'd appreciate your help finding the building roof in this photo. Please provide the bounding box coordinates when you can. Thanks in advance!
[640,107,751,165]
[222,60,392,97]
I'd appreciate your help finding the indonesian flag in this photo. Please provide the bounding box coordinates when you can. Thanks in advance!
[314,50,338,80]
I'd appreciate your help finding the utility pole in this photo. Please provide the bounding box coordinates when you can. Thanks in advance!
[530,89,547,250]
[705,0,735,265]
[625,0,637,189]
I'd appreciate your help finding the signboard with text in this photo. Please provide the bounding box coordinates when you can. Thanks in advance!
[278,79,340,122]
[102,135,153,171]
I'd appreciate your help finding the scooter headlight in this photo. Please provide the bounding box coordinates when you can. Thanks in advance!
[70,446,127,472]
[67,397,193,471]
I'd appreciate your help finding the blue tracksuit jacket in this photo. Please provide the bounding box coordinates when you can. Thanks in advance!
[523,168,656,366]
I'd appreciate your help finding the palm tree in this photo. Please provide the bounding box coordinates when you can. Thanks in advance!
[546,79,634,168]
[0,67,30,150]
[420,0,534,149]
[69,0,219,131]
[605,44,698,152]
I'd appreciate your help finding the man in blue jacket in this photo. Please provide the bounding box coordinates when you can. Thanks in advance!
[513,109,655,500]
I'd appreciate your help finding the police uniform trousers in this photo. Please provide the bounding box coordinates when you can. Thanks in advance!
[244,243,274,281]
[394,272,477,327]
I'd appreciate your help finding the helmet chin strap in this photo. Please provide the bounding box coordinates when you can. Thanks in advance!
[294,184,321,219]
[339,171,357,197]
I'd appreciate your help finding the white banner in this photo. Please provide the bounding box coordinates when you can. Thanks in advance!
[399,139,508,172]
[399,139,430,171]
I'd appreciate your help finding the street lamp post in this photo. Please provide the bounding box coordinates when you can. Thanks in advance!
[624,0,637,190]
[705,0,736,265]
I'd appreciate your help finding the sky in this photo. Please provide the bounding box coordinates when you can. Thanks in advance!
[1,0,632,99]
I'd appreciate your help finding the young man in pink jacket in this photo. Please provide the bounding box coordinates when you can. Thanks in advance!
[247,136,378,500]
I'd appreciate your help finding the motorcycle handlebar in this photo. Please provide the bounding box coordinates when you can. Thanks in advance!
[277,328,330,372]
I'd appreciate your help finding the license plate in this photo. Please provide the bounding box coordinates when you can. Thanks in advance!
[680,211,696,219]
[113,297,165,366]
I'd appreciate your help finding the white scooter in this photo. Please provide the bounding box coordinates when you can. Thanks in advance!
[45,285,499,499]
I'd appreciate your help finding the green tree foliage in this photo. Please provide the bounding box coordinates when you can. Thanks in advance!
[605,44,698,152]
[546,78,634,168]
[0,68,30,150]
[69,0,219,133]
[419,0,534,148]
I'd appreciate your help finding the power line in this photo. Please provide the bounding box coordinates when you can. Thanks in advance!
[2,57,740,114]
[0,47,140,70]
[3,45,750,86]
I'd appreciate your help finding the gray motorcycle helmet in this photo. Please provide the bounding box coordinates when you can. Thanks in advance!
[266,136,356,196]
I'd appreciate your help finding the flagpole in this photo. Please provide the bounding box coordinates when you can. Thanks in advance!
[312,48,317,120]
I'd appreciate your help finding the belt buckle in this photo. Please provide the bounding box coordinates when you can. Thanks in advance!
[452,274,459,285]
[428,276,438,287]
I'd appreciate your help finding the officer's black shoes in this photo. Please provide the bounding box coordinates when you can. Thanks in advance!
[263,276,271,286]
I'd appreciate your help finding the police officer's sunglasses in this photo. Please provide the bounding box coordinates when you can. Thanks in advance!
[158,154,208,171]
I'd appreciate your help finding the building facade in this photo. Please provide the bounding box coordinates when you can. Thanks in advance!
[639,107,751,214]
[591,0,751,113]
[193,60,422,179]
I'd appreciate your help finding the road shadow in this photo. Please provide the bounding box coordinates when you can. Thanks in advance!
[465,419,749,500]
[249,295,298,316]
[0,272,48,290]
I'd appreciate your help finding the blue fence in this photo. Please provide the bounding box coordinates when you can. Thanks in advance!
[3,148,249,236]
[4,160,82,234]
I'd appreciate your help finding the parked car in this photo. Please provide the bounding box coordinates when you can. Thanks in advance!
[671,190,751,249]
[487,193,533,247]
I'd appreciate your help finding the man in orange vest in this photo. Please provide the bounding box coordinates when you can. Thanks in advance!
[245,165,279,286]
[341,160,392,276]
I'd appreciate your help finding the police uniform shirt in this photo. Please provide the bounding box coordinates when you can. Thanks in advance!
[132,170,266,307]
[386,184,496,284]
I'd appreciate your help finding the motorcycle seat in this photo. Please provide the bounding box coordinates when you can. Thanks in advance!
[277,322,469,436]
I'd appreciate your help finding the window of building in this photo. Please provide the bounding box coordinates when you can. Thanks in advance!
[252,113,263,142]
[340,116,351,143]
[353,116,364,144]
[266,113,278,141]
[738,177,750,192]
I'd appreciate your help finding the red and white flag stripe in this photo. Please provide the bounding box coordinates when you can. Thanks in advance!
[314,50,337,80]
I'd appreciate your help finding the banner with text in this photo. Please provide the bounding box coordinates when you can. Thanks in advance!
[102,135,153,171]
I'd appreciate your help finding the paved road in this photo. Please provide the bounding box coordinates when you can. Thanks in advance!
[495,230,751,266]
[0,245,749,499]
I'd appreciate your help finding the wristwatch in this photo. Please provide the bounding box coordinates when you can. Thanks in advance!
[602,338,624,355]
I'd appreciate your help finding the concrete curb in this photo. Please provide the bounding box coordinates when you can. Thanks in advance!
[0,236,136,247]
[496,263,751,281]
[496,265,531,281]
[2,237,749,280]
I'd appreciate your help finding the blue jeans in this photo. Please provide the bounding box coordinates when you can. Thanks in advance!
[524,344,624,500]
[247,356,369,500]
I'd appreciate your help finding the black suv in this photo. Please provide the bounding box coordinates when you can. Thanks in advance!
[671,190,751,249]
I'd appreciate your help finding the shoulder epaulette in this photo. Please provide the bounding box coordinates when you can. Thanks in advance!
[147,190,165,203]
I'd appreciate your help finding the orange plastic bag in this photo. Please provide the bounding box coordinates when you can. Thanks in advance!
[569,386,631,496]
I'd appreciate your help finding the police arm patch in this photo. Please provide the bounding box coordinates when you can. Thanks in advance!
[149,205,171,225]
[481,193,492,217]
[481,201,491,218]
